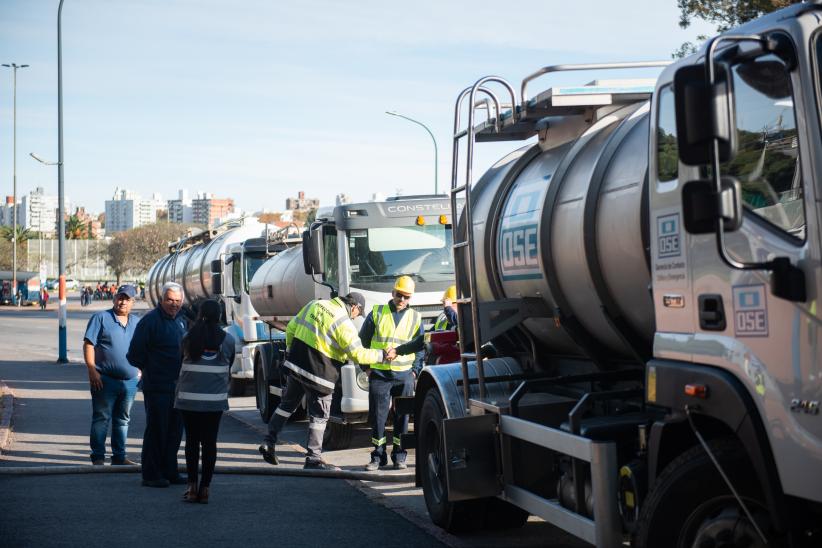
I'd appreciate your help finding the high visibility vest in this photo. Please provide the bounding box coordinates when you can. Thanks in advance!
[369,304,421,371]
[287,298,379,365]
[434,312,449,331]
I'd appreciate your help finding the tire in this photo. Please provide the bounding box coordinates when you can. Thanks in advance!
[228,377,247,397]
[634,438,774,548]
[418,388,488,533]
[322,420,353,450]
[255,353,279,423]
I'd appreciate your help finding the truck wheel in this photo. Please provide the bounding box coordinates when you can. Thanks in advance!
[255,354,279,423]
[418,388,485,533]
[322,420,353,450]
[634,438,772,548]
[228,377,247,397]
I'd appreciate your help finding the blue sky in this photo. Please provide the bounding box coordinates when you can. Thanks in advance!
[0,1,713,215]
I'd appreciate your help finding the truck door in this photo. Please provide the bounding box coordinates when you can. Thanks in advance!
[687,44,822,503]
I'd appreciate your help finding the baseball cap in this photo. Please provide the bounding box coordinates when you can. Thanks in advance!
[116,285,137,299]
[345,292,366,311]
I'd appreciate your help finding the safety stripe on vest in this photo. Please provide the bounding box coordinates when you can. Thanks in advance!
[393,436,402,446]
[372,437,386,446]
[281,359,336,390]
[292,316,343,353]
[177,391,228,401]
[274,407,292,418]
[180,364,226,374]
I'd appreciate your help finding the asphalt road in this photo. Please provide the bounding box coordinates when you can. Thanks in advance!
[0,300,589,548]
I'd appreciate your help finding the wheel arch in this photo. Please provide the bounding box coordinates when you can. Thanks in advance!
[646,359,788,533]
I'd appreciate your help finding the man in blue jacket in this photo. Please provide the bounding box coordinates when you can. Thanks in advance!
[127,282,188,487]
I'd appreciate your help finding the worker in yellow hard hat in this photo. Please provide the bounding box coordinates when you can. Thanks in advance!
[434,285,457,331]
[358,275,423,470]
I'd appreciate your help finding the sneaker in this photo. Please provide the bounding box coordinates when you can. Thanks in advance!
[393,461,408,470]
[141,479,170,488]
[304,460,341,471]
[91,459,104,466]
[111,457,137,466]
[364,459,381,471]
[259,444,278,465]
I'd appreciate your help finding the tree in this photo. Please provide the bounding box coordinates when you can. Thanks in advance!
[0,225,33,243]
[675,1,800,57]
[65,214,87,240]
[106,222,195,284]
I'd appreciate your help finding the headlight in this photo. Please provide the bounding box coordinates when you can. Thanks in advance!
[356,370,370,391]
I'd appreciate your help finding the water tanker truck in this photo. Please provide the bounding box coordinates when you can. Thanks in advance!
[249,195,456,449]
[145,217,273,395]
[407,4,821,547]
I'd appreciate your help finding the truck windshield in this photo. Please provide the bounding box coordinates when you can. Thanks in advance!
[244,254,269,292]
[348,225,453,287]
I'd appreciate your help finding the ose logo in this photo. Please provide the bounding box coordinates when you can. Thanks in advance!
[499,224,539,271]
[657,214,681,258]
[733,284,768,337]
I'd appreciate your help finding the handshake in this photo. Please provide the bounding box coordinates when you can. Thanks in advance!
[382,347,398,362]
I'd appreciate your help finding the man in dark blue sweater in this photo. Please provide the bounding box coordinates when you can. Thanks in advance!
[127,282,188,487]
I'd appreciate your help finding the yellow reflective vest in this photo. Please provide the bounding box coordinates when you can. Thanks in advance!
[285,298,382,393]
[368,304,421,372]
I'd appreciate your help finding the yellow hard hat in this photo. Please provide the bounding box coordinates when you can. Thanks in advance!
[442,285,456,302]
[394,275,415,295]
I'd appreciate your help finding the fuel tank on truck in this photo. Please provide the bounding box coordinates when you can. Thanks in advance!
[146,220,266,308]
[463,101,654,361]
[248,245,317,318]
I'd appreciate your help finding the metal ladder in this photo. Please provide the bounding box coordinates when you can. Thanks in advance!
[449,77,518,410]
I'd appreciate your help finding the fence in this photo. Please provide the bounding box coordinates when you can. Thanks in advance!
[25,239,115,281]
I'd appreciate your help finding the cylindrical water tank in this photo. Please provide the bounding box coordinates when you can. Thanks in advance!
[248,246,316,318]
[465,102,653,360]
[147,221,265,307]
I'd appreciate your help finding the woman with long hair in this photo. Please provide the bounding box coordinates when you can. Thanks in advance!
[174,299,234,503]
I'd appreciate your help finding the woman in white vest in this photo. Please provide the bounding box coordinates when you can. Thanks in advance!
[174,299,235,504]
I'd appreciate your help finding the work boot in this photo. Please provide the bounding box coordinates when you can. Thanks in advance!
[365,458,382,471]
[259,444,278,465]
[304,459,340,471]
[393,461,408,470]
[91,459,104,466]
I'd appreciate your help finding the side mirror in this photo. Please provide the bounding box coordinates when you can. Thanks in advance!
[770,257,806,303]
[302,226,325,275]
[674,63,736,166]
[210,259,223,274]
[211,273,223,295]
[682,177,743,234]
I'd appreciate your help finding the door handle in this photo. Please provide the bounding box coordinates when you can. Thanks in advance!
[698,294,726,331]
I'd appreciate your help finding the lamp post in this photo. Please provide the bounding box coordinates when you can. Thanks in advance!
[385,111,438,195]
[56,0,68,363]
[2,63,29,307]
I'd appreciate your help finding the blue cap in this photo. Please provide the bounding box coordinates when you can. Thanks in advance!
[116,285,137,298]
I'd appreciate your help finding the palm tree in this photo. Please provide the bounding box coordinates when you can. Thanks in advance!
[0,225,32,243]
[65,215,87,240]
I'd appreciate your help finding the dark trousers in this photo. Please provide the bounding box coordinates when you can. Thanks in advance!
[265,373,332,464]
[181,411,222,487]
[141,391,184,481]
[369,372,414,464]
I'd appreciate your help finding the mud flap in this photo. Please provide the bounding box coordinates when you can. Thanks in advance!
[443,413,501,501]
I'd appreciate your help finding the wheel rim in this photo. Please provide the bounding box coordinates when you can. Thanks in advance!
[424,417,446,504]
[680,496,769,548]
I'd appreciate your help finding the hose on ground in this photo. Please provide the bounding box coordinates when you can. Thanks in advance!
[0,464,414,483]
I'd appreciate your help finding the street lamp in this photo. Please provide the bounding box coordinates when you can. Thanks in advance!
[2,63,30,307]
[385,111,439,195]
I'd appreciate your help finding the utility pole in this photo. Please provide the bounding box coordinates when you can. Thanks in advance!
[57,0,68,362]
[385,111,439,195]
[2,63,30,306]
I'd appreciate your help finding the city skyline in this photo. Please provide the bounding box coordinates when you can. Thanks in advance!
[0,1,713,215]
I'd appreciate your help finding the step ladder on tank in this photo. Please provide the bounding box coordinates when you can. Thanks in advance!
[447,62,668,548]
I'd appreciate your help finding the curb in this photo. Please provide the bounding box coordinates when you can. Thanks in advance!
[0,381,13,454]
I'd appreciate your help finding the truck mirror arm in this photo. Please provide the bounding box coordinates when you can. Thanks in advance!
[702,33,806,303]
